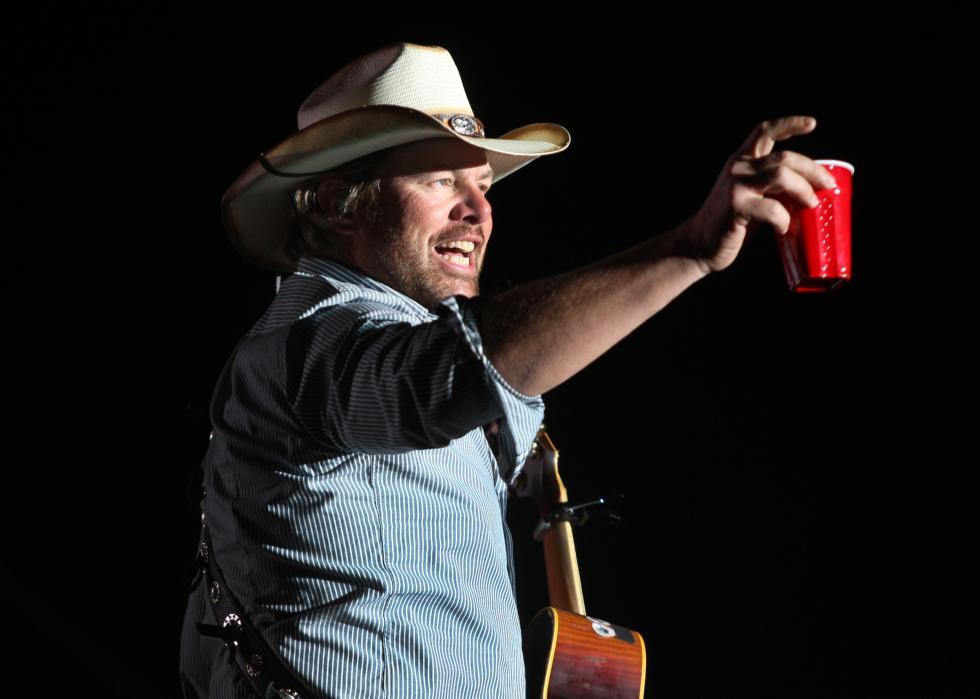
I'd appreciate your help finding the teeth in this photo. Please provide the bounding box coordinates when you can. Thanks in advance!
[441,240,476,252]
[437,252,470,267]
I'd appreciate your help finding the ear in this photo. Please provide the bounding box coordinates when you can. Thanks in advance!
[314,177,359,236]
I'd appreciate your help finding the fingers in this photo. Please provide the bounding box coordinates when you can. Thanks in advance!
[732,150,838,209]
[690,115,829,270]
[737,115,818,159]
[740,195,792,236]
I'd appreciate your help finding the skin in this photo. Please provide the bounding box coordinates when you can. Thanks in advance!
[322,137,495,311]
[325,116,834,397]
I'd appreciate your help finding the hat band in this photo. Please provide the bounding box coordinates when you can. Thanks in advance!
[257,112,486,178]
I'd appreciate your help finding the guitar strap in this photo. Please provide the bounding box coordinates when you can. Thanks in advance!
[193,517,318,699]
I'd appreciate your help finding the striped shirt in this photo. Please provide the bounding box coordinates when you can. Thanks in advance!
[199,255,545,698]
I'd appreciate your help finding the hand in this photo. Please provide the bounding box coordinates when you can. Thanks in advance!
[683,115,838,275]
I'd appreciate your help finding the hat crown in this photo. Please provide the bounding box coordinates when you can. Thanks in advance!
[297,42,475,130]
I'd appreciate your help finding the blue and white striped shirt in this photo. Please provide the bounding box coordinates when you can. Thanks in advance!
[200,255,545,697]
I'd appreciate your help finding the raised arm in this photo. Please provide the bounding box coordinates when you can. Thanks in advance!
[479,116,838,396]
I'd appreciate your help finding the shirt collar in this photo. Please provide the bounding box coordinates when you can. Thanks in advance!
[293,255,437,320]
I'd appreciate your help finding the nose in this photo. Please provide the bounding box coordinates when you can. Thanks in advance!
[450,182,492,226]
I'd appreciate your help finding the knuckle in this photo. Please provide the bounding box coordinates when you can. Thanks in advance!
[767,150,790,166]
[767,196,786,217]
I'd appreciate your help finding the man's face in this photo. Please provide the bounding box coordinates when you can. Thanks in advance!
[347,137,494,310]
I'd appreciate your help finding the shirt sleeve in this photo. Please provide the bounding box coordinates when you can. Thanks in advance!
[284,293,544,484]
[437,294,545,487]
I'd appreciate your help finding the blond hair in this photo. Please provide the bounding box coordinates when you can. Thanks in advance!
[284,148,394,262]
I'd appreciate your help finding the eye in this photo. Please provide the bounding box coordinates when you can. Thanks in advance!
[433,177,453,187]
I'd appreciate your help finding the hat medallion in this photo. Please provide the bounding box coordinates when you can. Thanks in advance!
[445,114,483,137]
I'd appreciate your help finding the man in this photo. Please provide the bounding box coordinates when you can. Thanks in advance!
[179,42,834,698]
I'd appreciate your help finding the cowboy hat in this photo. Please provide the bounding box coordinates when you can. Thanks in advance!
[220,41,571,273]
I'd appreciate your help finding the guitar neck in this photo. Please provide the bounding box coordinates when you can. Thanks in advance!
[542,519,586,614]
[528,427,587,615]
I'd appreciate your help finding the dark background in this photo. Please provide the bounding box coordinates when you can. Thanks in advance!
[8,7,977,698]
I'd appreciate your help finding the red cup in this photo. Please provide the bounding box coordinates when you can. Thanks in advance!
[776,159,854,292]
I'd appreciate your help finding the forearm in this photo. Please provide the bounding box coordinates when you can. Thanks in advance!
[478,221,708,396]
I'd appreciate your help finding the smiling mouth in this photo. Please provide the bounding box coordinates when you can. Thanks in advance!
[433,244,476,273]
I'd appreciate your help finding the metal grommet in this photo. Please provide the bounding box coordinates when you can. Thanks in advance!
[221,613,242,647]
[209,430,214,441]
[209,580,221,604]
[197,540,209,564]
[201,511,207,526]
[245,654,264,678]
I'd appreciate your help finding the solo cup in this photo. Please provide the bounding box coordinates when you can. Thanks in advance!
[775,159,855,292]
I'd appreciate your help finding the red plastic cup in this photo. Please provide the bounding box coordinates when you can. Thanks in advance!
[776,159,854,292]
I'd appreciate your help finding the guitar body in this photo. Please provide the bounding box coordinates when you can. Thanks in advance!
[524,606,647,699]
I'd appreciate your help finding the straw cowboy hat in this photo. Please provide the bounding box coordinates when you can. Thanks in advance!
[220,41,571,273]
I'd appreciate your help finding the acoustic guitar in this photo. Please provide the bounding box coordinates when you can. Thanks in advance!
[513,425,647,698]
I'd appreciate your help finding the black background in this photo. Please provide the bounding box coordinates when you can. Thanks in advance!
[8,7,977,698]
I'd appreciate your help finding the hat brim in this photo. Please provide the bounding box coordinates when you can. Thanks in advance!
[221,105,570,273]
